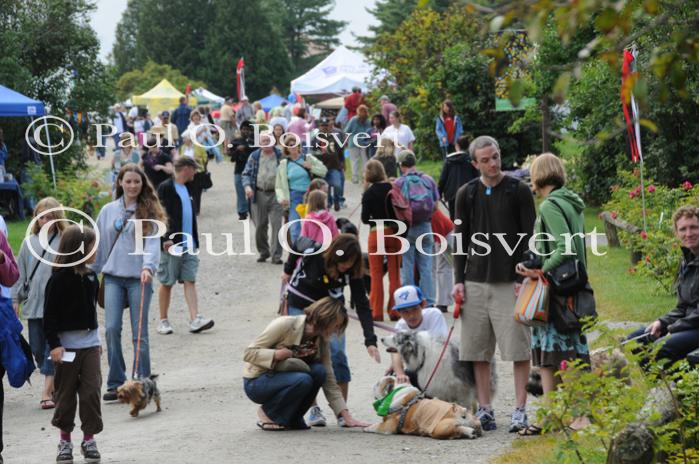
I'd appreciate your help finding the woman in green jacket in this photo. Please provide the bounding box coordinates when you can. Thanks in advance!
[515,153,590,435]
[275,133,327,245]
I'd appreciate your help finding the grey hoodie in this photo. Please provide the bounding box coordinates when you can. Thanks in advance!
[91,198,161,278]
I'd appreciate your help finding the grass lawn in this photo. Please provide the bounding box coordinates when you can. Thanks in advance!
[587,245,675,322]
[6,218,30,255]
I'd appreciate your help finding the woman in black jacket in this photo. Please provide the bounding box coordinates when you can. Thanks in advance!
[438,134,478,220]
[361,160,401,321]
[281,234,380,426]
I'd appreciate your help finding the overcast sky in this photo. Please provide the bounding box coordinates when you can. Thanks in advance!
[89,0,378,62]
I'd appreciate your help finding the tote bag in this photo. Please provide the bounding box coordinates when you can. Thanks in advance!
[514,277,550,326]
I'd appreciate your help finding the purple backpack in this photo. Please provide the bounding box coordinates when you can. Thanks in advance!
[399,172,435,224]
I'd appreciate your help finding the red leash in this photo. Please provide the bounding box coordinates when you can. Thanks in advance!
[421,294,462,393]
[132,280,146,379]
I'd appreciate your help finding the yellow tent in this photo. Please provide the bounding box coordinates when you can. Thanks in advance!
[132,79,197,115]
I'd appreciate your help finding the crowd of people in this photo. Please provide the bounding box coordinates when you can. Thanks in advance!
[0,89,698,463]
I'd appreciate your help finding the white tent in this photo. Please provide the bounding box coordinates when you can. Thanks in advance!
[290,46,372,96]
[191,87,225,105]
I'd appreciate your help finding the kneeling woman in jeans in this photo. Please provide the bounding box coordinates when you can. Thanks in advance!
[242,297,368,431]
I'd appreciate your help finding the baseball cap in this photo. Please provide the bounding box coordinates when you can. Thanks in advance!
[397,150,417,167]
[161,111,170,118]
[392,285,424,310]
[318,117,331,126]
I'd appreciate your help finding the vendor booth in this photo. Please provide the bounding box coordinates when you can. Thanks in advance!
[290,46,373,97]
[132,79,197,115]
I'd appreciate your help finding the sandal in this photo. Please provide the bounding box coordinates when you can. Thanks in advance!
[518,424,543,436]
[40,399,56,410]
[256,421,287,432]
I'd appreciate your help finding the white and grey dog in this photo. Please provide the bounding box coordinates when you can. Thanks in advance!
[381,331,497,409]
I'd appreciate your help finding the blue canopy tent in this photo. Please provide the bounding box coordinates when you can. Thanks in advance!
[0,84,56,193]
[258,94,287,112]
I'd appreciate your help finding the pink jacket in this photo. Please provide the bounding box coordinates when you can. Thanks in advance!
[0,232,19,287]
[300,210,339,245]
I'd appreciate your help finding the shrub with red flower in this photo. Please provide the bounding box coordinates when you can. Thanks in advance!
[647,185,656,193]
[681,180,693,191]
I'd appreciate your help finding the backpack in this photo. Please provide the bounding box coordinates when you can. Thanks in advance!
[387,182,412,225]
[400,172,435,224]
[0,298,35,388]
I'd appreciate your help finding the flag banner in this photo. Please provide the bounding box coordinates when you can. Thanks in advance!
[236,58,246,102]
[621,49,641,162]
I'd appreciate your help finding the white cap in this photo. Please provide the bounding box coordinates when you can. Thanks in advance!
[392,285,424,310]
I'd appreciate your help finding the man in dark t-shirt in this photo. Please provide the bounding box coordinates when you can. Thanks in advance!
[311,118,345,211]
[141,138,174,189]
[451,135,535,434]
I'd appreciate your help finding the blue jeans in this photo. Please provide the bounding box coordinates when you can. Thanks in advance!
[400,221,435,305]
[234,173,249,215]
[104,275,153,390]
[628,326,699,366]
[288,190,306,245]
[244,364,326,428]
[325,169,344,209]
[28,318,54,376]
[287,305,351,383]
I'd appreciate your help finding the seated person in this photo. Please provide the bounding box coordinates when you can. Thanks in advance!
[627,205,699,366]
[390,285,448,385]
[242,297,368,431]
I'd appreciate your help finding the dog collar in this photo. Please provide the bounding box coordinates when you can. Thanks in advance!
[373,386,406,416]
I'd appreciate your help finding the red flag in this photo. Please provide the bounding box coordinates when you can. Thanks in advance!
[236,58,246,102]
[621,50,640,162]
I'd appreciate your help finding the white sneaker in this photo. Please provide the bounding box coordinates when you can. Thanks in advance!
[157,319,174,335]
[189,314,214,333]
[307,406,327,427]
[337,415,346,427]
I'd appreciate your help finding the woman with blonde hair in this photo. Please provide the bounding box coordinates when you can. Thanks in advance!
[275,133,327,245]
[515,152,590,436]
[92,164,166,401]
[243,297,367,431]
[361,160,401,321]
[12,197,66,409]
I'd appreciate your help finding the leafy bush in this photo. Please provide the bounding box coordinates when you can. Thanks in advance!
[22,164,111,219]
[536,325,699,463]
[603,170,699,293]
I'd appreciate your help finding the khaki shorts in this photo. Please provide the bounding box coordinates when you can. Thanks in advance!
[459,281,531,362]
[157,250,199,286]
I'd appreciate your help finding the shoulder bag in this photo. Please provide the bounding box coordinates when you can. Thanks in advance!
[97,211,134,308]
[17,232,57,304]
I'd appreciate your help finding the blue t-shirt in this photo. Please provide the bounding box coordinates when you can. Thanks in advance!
[287,157,311,192]
[175,182,194,250]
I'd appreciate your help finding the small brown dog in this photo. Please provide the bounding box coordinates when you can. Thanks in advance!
[364,376,482,439]
[116,375,162,417]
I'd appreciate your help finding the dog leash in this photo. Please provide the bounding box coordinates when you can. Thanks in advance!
[420,294,462,393]
[132,280,146,380]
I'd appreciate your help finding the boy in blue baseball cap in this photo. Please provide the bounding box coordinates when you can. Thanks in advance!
[390,285,448,384]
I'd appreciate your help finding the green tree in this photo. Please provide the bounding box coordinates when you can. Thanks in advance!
[0,0,115,175]
[111,0,214,80]
[115,61,207,101]
[202,0,292,99]
[110,0,144,76]
[367,5,540,164]
[264,0,347,75]
[357,0,454,47]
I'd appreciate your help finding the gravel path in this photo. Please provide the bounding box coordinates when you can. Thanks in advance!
[4,159,521,463]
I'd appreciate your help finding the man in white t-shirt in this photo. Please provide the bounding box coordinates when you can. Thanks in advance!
[391,285,448,385]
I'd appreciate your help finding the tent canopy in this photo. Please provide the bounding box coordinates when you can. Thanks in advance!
[290,46,372,96]
[0,85,45,117]
[191,87,224,106]
[132,79,196,115]
[315,96,344,110]
[258,94,287,112]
